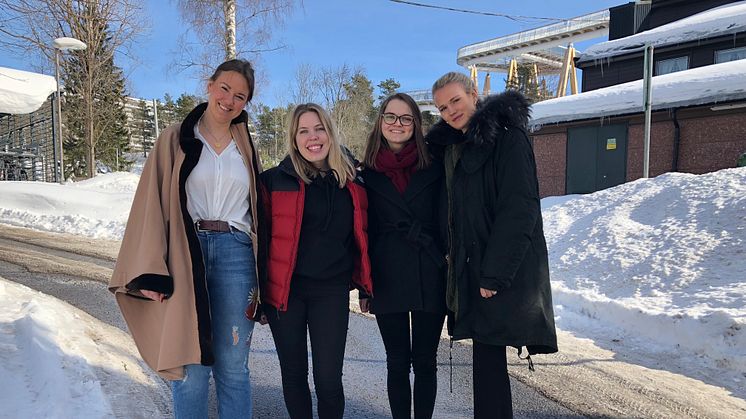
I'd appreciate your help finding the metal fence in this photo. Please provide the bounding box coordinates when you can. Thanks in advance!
[0,97,56,182]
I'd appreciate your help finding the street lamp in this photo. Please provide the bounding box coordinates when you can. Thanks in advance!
[52,36,86,183]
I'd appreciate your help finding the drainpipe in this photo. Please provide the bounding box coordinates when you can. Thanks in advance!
[671,108,680,172]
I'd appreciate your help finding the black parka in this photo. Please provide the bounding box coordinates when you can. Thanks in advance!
[425,91,558,355]
[362,161,447,315]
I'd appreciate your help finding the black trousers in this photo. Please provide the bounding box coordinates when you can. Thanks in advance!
[375,310,446,419]
[266,286,349,419]
[473,341,513,419]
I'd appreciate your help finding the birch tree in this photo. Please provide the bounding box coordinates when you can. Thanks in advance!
[175,0,296,77]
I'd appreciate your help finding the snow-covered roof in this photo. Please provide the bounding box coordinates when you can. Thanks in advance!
[529,59,746,127]
[0,66,57,114]
[578,1,746,63]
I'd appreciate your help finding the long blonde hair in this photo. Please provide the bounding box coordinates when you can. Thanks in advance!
[287,103,355,187]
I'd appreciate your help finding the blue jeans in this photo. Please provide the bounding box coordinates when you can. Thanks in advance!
[172,228,257,419]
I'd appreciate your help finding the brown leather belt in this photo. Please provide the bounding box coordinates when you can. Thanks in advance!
[195,220,231,232]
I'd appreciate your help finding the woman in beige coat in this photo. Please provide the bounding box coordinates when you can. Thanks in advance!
[109,59,264,418]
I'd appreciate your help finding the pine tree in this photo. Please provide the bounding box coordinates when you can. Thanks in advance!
[255,104,292,166]
[136,99,155,156]
[62,6,131,177]
[175,93,201,121]
[377,78,401,103]
[334,71,375,158]
[158,94,178,130]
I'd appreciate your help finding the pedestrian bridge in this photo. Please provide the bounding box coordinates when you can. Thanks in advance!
[411,9,610,111]
[457,9,609,72]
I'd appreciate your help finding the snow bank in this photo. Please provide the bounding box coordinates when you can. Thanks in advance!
[545,168,746,372]
[0,172,138,240]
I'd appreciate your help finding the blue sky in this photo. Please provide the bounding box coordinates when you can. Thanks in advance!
[1,0,621,107]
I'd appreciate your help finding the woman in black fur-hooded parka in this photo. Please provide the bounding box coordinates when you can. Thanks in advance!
[425,72,558,419]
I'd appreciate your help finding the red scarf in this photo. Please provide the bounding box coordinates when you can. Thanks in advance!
[375,142,419,194]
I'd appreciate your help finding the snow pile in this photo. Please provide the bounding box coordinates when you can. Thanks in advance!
[0,66,57,114]
[579,1,746,62]
[529,59,746,126]
[0,172,137,240]
[0,278,162,418]
[544,168,746,372]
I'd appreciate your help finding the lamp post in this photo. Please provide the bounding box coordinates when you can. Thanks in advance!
[52,36,87,183]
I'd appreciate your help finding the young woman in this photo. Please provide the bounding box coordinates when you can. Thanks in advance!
[109,59,264,418]
[260,103,372,419]
[359,93,446,419]
[425,72,558,419]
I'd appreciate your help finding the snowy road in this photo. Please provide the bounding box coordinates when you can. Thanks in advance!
[0,224,577,418]
[3,223,744,418]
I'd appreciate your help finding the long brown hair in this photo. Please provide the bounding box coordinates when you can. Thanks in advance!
[363,93,430,170]
[287,103,355,187]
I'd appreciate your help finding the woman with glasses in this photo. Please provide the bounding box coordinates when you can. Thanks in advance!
[425,72,558,418]
[109,59,264,418]
[260,103,372,419]
[360,93,446,419]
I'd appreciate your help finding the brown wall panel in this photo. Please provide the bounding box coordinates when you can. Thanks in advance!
[530,108,746,196]
[678,114,746,173]
[626,121,676,180]
[532,132,567,198]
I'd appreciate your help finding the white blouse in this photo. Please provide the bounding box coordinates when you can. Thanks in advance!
[186,124,253,234]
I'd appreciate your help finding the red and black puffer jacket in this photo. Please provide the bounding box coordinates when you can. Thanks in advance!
[258,157,373,312]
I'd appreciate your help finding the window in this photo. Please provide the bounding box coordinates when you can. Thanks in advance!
[715,47,746,64]
[656,56,689,75]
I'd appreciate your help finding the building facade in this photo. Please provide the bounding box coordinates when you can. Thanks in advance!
[529,0,746,197]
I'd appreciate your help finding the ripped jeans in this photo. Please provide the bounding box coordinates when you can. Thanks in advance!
[172,228,257,419]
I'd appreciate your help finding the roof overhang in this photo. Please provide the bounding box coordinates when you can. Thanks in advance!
[577,1,746,64]
[530,59,746,127]
[0,66,57,114]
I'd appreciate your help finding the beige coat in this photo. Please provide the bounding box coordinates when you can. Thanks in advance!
[109,104,262,380]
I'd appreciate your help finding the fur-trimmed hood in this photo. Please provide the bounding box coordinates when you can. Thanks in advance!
[426,90,531,146]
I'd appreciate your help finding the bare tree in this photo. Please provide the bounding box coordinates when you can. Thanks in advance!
[0,0,146,178]
[175,0,296,78]
[261,63,377,160]
[0,0,144,73]
[314,64,353,121]
[289,63,317,105]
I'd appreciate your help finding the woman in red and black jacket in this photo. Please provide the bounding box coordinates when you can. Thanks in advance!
[259,102,372,419]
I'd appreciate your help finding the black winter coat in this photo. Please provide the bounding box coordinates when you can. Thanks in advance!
[425,91,558,355]
[362,161,446,315]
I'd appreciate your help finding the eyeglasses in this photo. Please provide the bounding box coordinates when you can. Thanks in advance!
[382,113,414,126]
